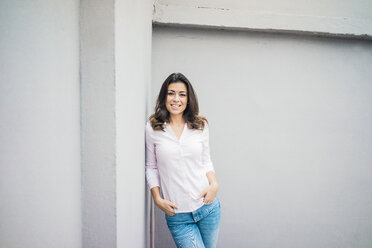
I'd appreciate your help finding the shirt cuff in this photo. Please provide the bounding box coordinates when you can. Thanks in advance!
[146,169,161,190]
[148,182,160,190]
[204,163,215,174]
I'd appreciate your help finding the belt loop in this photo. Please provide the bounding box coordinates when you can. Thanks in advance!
[192,211,198,222]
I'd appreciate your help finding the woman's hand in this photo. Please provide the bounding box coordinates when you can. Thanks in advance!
[198,183,218,204]
[154,198,179,216]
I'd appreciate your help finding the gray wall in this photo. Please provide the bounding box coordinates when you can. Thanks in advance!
[151,25,372,248]
[81,0,153,247]
[80,0,116,247]
[154,0,372,38]
[158,0,372,19]
[0,0,153,247]
[0,1,81,248]
[115,0,153,247]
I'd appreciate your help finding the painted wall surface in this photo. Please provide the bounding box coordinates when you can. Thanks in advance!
[1,0,153,247]
[151,25,372,248]
[115,0,153,247]
[154,0,372,38]
[80,0,116,247]
[0,1,81,248]
[158,0,372,19]
[81,0,153,247]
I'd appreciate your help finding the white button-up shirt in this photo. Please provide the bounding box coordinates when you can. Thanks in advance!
[145,120,215,213]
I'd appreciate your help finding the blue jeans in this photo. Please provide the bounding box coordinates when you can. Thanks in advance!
[165,195,221,248]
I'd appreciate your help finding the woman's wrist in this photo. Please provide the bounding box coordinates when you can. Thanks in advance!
[210,182,219,191]
[154,196,163,205]
[150,186,163,205]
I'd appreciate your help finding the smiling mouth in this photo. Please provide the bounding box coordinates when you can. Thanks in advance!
[170,104,181,109]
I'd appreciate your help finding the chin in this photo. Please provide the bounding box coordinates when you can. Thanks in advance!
[168,110,184,115]
[171,111,183,115]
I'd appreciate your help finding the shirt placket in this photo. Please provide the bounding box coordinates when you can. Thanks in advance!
[178,139,191,197]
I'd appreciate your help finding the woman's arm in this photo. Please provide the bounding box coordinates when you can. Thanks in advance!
[198,171,219,204]
[145,123,161,190]
[198,122,219,203]
[145,123,178,215]
[150,186,162,202]
[206,171,219,189]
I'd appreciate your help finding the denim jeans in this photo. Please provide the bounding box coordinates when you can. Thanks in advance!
[165,195,221,248]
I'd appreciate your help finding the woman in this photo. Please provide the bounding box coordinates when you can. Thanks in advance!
[145,72,221,248]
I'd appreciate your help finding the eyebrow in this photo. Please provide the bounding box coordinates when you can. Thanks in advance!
[168,90,187,93]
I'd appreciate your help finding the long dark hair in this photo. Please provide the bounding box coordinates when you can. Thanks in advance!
[149,72,208,131]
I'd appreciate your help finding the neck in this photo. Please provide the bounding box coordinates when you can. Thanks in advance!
[169,114,185,125]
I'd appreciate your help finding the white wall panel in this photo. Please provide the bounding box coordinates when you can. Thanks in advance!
[154,0,372,38]
[151,25,372,248]
[0,1,81,247]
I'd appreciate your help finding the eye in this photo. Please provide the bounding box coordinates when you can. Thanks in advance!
[180,94,187,97]
[168,92,174,95]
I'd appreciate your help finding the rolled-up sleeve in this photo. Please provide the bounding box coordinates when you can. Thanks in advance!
[201,122,215,174]
[145,123,160,190]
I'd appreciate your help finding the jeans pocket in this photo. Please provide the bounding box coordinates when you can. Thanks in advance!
[206,195,218,205]
[165,213,176,220]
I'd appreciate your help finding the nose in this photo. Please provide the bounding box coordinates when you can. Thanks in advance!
[173,93,180,101]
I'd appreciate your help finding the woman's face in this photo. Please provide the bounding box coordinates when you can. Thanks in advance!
[166,82,188,118]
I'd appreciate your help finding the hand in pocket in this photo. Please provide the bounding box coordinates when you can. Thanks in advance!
[155,198,179,216]
[197,184,218,204]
